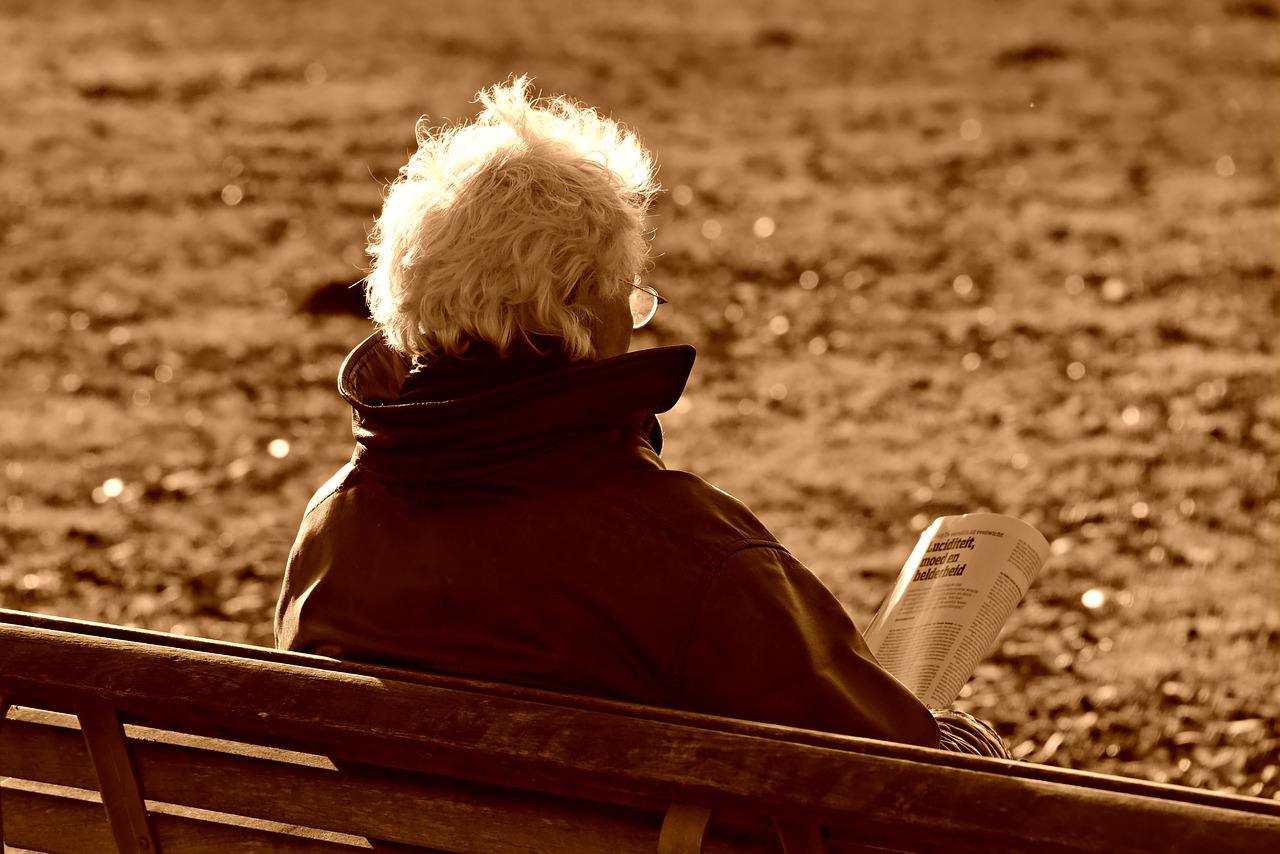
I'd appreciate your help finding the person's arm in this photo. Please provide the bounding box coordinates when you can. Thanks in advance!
[678,544,940,748]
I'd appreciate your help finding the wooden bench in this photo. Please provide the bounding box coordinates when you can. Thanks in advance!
[2,608,1277,853]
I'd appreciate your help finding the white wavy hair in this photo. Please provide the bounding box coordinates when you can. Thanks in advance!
[365,76,660,361]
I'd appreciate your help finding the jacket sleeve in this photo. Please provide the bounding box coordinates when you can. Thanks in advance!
[677,544,940,748]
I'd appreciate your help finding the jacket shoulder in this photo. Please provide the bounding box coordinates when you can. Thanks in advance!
[302,463,358,519]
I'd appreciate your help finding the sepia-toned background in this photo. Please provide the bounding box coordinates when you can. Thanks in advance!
[1,0,1276,797]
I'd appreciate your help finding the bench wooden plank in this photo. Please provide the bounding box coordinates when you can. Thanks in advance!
[0,782,372,854]
[1,709,787,854]
[3,608,1274,822]
[659,804,713,854]
[3,613,1278,854]
[0,693,10,841]
[5,621,1278,854]
[772,819,826,854]
[77,701,159,854]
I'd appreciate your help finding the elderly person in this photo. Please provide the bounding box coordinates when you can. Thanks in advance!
[275,78,943,748]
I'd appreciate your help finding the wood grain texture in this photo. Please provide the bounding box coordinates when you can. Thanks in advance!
[658,804,713,854]
[0,783,370,853]
[1,710,785,854]
[3,611,1279,854]
[772,819,826,854]
[1,693,11,844]
[2,608,1273,820]
[76,701,159,854]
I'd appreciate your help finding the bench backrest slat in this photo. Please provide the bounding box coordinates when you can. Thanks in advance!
[2,781,374,854]
[1,709,695,854]
[4,606,1273,820]
[3,611,1279,854]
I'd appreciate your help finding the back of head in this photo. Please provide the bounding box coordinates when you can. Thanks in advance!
[365,77,659,362]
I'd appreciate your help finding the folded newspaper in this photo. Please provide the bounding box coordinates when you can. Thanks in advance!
[864,513,1050,708]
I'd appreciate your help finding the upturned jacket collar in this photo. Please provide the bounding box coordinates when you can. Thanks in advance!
[337,334,697,482]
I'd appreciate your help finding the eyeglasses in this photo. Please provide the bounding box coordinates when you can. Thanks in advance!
[629,279,668,329]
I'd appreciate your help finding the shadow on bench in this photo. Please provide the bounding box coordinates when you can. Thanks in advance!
[2,608,1277,853]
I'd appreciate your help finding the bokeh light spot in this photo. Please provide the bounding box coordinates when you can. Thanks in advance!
[799,270,819,290]
[304,62,327,85]
[960,118,982,140]
[753,217,775,238]
[671,185,693,206]
[1064,274,1085,295]
[953,274,974,296]
[1101,278,1129,302]
[221,184,244,206]
[1082,589,1107,609]
[701,219,722,240]
[1215,155,1236,178]
[768,315,790,335]
[1066,362,1086,381]
[268,438,291,459]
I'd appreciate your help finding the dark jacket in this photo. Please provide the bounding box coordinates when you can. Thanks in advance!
[275,335,939,747]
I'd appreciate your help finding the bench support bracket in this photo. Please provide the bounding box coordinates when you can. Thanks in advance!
[77,700,160,854]
[659,802,713,853]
